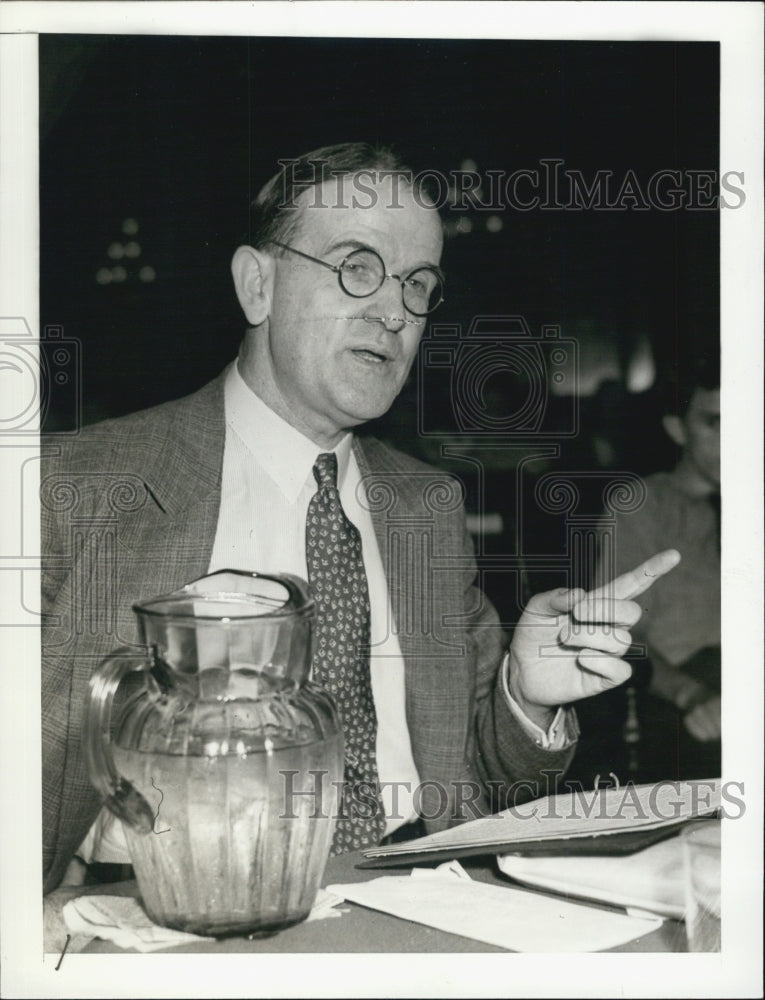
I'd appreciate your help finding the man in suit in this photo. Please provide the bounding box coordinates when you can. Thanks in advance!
[42,143,678,924]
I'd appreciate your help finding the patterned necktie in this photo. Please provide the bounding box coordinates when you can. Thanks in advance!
[305,452,386,852]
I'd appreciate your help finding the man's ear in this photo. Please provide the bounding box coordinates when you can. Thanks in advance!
[231,245,274,326]
[662,413,687,447]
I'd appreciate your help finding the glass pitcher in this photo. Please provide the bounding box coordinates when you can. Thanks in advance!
[83,570,343,937]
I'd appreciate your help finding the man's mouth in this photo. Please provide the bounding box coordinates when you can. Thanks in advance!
[351,347,391,364]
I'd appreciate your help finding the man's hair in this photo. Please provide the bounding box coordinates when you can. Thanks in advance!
[248,142,430,251]
[659,350,720,418]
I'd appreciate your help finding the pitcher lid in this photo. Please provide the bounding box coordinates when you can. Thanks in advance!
[133,569,314,620]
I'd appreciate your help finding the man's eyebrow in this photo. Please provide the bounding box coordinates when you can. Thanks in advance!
[324,238,371,256]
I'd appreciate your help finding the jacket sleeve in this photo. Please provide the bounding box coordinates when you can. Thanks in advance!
[459,515,578,809]
[40,438,112,893]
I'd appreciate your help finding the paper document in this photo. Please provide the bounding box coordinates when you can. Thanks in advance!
[498,835,685,919]
[327,874,663,952]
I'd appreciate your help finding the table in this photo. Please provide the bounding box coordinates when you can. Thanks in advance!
[83,851,687,954]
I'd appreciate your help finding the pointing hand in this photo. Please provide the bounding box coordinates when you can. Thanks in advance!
[507,549,682,730]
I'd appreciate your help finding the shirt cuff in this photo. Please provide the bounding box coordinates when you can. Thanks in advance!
[500,652,572,750]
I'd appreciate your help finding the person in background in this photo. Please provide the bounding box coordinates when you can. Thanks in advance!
[595,353,720,781]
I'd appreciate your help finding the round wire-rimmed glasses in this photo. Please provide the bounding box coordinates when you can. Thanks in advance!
[270,240,445,316]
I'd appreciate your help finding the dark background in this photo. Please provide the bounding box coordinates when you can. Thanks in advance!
[39,34,720,587]
[40,34,719,435]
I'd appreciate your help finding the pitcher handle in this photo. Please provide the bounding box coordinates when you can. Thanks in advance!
[83,647,155,834]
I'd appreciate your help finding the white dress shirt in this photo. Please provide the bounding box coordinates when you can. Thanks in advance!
[209,361,421,834]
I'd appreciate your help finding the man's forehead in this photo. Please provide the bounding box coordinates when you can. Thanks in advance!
[292,173,443,258]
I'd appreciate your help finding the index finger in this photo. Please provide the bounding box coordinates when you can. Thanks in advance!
[588,548,681,601]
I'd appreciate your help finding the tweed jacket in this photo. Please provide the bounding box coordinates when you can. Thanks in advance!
[41,370,577,893]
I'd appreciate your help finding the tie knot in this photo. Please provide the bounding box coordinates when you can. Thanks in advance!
[313,452,339,491]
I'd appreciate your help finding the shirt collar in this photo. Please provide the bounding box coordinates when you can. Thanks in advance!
[225,361,353,503]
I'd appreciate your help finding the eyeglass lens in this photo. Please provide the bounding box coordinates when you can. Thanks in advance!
[339,249,443,315]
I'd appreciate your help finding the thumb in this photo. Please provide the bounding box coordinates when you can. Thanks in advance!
[527,586,587,617]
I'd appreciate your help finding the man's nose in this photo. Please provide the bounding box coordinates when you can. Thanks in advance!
[362,275,410,332]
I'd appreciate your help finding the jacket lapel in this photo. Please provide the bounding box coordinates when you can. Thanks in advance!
[354,436,474,825]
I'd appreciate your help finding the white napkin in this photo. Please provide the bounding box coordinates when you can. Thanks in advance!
[63,889,346,952]
[327,861,663,952]
[62,896,215,952]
